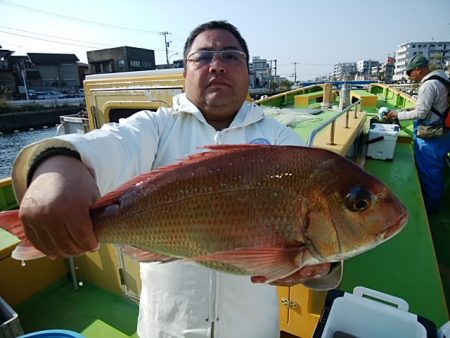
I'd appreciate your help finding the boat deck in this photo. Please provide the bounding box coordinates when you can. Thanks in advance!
[1,90,449,336]
[15,279,139,337]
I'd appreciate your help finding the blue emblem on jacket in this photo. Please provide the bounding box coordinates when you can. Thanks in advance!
[249,138,270,145]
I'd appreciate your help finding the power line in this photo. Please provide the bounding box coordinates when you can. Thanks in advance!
[0,25,112,47]
[0,30,107,49]
[0,0,161,34]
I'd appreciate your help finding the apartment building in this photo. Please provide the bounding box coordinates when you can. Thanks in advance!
[393,41,450,81]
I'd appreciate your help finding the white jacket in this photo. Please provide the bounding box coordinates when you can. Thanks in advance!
[12,93,340,338]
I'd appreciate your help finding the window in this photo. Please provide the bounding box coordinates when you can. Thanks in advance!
[130,60,141,68]
[118,60,125,70]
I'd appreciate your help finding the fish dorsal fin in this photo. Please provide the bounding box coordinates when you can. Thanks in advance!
[93,144,269,209]
[93,171,161,209]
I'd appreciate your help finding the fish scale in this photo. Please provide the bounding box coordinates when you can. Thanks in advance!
[0,144,408,282]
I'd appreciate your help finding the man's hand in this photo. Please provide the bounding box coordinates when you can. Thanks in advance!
[386,110,399,120]
[19,155,100,257]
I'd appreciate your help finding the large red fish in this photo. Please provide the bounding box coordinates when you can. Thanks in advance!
[0,145,408,283]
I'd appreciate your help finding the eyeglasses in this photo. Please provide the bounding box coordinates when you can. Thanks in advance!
[187,50,247,66]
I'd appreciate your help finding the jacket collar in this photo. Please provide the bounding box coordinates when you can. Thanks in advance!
[172,93,265,129]
[421,69,449,83]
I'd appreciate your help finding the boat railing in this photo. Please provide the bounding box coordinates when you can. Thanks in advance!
[307,100,361,147]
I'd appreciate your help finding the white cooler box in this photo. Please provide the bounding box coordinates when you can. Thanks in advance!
[313,286,436,338]
[366,123,400,161]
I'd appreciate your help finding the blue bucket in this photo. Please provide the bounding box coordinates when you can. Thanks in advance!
[19,329,85,338]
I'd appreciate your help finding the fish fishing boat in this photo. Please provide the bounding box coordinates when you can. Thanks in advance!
[0,68,448,338]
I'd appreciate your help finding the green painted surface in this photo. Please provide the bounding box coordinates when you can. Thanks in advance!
[15,279,139,338]
[295,91,323,97]
[429,164,450,315]
[351,90,376,96]
[0,229,20,254]
[0,181,18,211]
[291,110,341,142]
[341,143,449,326]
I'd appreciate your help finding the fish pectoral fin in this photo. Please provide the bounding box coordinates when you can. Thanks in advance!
[0,210,46,261]
[189,247,305,283]
[12,243,46,261]
[120,246,178,263]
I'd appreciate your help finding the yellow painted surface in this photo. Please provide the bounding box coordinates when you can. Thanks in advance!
[83,69,185,130]
[278,285,327,337]
[294,91,323,108]
[73,244,124,295]
[0,255,66,306]
[351,91,378,109]
[121,253,142,298]
[312,110,367,156]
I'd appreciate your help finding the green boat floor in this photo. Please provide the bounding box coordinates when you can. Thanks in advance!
[15,279,139,338]
[429,164,450,311]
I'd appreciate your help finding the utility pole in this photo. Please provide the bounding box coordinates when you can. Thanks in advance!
[292,62,299,84]
[160,32,171,65]
[268,60,272,91]
[273,59,277,83]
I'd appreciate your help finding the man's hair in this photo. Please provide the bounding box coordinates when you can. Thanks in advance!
[183,20,249,70]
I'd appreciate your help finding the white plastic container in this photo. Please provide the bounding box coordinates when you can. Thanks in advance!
[320,287,428,338]
[0,297,24,338]
[366,123,399,161]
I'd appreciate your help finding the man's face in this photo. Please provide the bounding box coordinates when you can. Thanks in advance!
[407,68,420,82]
[183,29,249,128]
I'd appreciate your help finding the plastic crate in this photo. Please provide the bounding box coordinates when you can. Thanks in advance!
[313,286,436,338]
[0,297,24,338]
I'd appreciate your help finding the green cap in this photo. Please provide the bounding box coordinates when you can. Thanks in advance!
[406,54,429,73]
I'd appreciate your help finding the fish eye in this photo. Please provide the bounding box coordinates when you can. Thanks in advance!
[345,186,374,212]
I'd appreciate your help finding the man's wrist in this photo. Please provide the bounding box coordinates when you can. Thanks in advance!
[27,147,81,186]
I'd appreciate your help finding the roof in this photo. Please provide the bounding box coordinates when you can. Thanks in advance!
[27,53,79,64]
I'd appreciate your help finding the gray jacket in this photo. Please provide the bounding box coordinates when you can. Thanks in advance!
[398,69,449,125]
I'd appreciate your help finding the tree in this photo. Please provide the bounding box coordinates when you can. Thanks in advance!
[278,79,292,91]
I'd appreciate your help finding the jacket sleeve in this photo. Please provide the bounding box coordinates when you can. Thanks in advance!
[12,109,171,201]
[398,81,438,121]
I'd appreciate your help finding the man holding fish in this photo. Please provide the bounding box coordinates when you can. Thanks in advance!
[2,21,406,338]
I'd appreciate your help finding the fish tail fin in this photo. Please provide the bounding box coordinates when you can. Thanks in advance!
[0,210,46,260]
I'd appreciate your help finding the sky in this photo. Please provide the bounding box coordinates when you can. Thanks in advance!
[1,0,449,81]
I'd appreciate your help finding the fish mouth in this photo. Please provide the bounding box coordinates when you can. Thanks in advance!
[379,208,408,240]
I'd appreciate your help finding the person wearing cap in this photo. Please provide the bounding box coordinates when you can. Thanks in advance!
[387,54,450,213]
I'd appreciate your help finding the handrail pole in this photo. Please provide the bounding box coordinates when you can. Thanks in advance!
[329,121,336,145]
[307,99,361,147]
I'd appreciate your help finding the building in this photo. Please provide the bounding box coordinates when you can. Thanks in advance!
[333,62,356,81]
[249,56,270,88]
[0,48,15,98]
[27,53,80,89]
[0,51,82,98]
[355,60,380,80]
[393,41,450,81]
[87,46,156,74]
[379,57,396,83]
